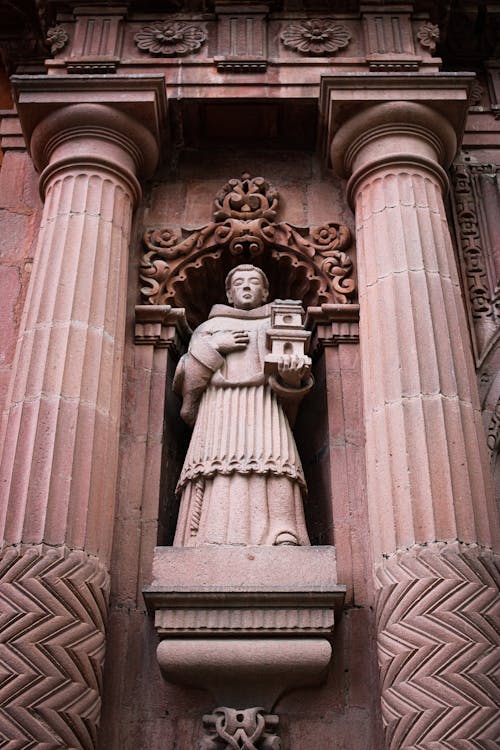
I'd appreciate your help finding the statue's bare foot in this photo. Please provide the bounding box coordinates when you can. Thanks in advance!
[274,531,299,546]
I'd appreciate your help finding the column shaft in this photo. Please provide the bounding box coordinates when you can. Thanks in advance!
[0,103,157,749]
[330,98,499,750]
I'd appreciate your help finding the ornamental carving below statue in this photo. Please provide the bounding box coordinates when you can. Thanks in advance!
[134,21,206,56]
[140,174,356,327]
[280,19,351,56]
[201,707,281,749]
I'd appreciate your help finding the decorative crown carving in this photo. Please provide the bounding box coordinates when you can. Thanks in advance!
[280,19,351,56]
[140,175,356,326]
[214,173,279,221]
[134,21,206,57]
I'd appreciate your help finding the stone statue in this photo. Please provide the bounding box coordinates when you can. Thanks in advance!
[173,264,313,546]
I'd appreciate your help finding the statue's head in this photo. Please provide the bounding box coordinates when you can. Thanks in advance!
[225,264,269,310]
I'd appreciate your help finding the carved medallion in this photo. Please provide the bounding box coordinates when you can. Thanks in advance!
[46,25,69,54]
[280,19,351,56]
[201,707,281,750]
[416,22,440,53]
[140,175,356,326]
[134,21,206,57]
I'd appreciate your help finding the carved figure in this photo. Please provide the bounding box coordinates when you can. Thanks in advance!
[173,265,313,546]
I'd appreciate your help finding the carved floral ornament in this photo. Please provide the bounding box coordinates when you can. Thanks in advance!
[46,25,69,54]
[280,19,351,56]
[140,174,356,327]
[416,22,440,53]
[134,21,206,56]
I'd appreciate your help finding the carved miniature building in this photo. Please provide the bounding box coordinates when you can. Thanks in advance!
[0,2,498,749]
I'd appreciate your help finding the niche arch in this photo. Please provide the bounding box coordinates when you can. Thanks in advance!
[137,174,358,544]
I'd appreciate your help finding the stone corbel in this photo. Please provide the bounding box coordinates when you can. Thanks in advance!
[144,545,345,747]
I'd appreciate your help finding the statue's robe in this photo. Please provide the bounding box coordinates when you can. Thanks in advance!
[173,302,311,546]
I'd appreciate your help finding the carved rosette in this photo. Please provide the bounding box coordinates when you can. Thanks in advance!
[0,545,109,749]
[46,25,69,54]
[280,19,351,56]
[134,21,206,56]
[375,543,500,750]
[201,707,281,750]
[140,175,355,326]
[416,22,440,53]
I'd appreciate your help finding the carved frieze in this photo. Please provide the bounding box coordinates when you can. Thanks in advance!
[140,175,355,326]
[201,707,280,750]
[451,161,498,361]
[134,21,206,56]
[280,19,351,56]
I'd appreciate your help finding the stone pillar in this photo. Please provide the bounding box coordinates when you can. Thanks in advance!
[324,77,500,749]
[0,102,159,748]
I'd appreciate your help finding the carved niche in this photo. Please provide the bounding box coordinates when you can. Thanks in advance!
[140,173,356,328]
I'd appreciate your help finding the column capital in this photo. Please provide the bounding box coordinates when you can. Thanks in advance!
[320,72,474,201]
[10,74,167,201]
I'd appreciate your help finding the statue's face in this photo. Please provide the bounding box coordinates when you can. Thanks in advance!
[227,269,268,310]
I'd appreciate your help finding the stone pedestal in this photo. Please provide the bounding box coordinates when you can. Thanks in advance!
[144,546,344,744]
[0,79,165,748]
[322,73,500,750]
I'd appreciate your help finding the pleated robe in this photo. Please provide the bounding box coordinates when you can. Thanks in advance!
[173,303,310,546]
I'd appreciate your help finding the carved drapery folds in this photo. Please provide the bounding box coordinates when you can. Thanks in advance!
[140,174,355,326]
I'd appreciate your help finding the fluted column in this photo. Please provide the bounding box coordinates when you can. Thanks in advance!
[0,103,158,748]
[329,92,500,749]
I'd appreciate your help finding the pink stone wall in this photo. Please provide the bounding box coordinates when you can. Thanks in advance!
[99,150,383,749]
[0,150,42,418]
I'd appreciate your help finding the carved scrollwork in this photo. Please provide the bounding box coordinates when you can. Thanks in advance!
[200,707,281,750]
[46,25,69,54]
[140,175,355,326]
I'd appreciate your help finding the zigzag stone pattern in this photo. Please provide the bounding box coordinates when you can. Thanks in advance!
[375,543,500,750]
[0,545,110,749]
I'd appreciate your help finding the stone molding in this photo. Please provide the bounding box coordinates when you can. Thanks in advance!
[145,546,344,733]
[0,545,109,749]
[134,305,192,358]
[306,303,360,351]
[375,543,500,750]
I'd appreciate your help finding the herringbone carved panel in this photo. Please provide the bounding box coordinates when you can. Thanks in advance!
[0,546,109,749]
[375,544,500,750]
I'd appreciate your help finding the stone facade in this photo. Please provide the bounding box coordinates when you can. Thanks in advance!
[0,2,498,749]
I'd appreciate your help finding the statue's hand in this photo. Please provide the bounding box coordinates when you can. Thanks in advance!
[212,330,249,354]
[278,354,310,388]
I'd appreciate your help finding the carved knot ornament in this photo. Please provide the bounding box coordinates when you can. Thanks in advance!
[134,21,206,56]
[201,707,281,750]
[280,19,351,55]
[140,175,356,327]
[416,22,440,53]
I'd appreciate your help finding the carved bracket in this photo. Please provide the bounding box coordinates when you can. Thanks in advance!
[140,174,356,327]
